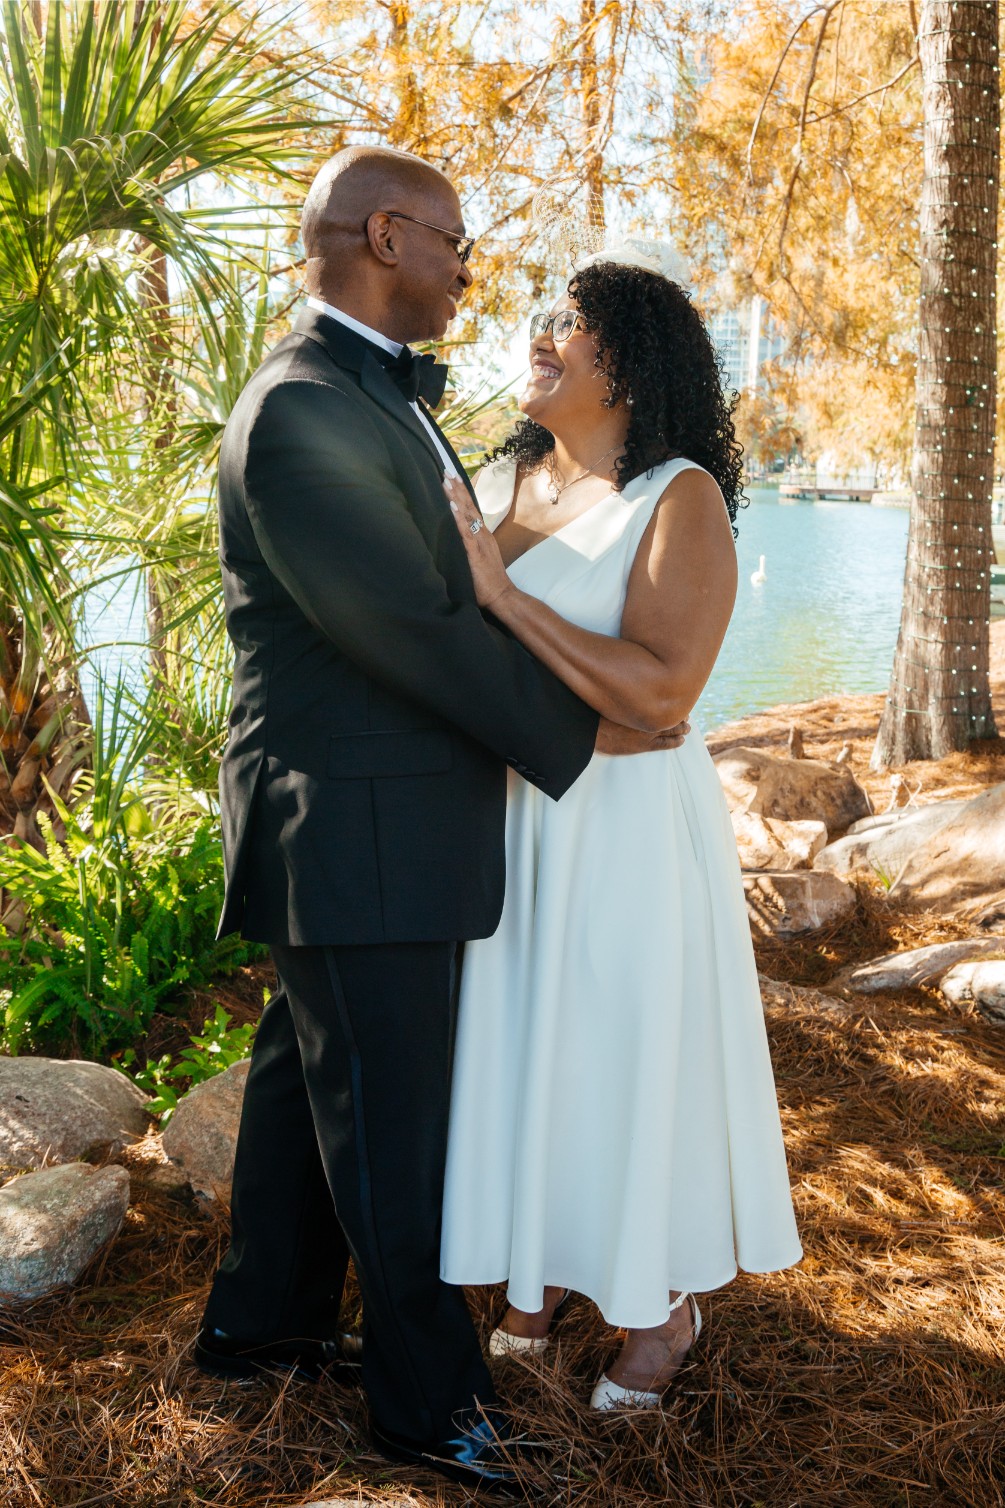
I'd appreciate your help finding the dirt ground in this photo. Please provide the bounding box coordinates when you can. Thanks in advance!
[2,631,1005,1507]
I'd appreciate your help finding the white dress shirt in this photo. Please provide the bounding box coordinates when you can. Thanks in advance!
[305,297,458,478]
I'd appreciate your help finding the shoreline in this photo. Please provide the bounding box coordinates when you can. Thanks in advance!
[747,479,1005,516]
[704,620,1005,812]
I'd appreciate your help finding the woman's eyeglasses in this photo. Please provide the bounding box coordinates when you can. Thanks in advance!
[530,310,585,342]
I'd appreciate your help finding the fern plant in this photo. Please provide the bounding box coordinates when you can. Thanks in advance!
[0,679,260,1056]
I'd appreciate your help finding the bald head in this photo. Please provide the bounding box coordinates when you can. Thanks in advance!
[302,146,456,280]
[299,145,471,345]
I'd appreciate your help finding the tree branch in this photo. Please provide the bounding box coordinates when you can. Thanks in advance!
[745,3,831,188]
[775,2,842,273]
[806,54,919,125]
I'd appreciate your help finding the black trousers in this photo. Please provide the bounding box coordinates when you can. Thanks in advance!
[201,940,497,1441]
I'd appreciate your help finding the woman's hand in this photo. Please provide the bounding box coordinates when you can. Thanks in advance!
[444,474,514,611]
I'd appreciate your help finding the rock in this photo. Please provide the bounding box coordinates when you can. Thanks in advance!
[831,938,1005,994]
[714,746,871,835]
[814,798,970,885]
[888,783,1005,914]
[969,893,1005,931]
[758,975,857,1019]
[161,1060,250,1203]
[744,871,857,937]
[732,811,828,871]
[939,959,1005,1020]
[0,1163,130,1302]
[883,773,916,810]
[0,1058,151,1174]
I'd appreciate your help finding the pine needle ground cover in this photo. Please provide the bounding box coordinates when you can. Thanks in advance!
[2,972,1002,1507]
[3,644,1005,1508]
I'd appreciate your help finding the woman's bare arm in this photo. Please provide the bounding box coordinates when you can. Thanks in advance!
[446,468,738,733]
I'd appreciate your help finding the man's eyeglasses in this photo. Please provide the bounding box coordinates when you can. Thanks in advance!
[530,310,585,342]
[379,211,476,264]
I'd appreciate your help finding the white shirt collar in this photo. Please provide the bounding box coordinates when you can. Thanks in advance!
[305,297,404,357]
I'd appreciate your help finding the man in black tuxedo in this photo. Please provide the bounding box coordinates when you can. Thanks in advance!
[196,145,686,1494]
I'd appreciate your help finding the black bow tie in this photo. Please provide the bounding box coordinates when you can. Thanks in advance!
[382,345,449,407]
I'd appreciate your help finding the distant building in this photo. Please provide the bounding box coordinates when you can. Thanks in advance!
[708,295,786,396]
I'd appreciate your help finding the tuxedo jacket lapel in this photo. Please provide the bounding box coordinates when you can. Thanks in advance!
[359,357,446,472]
[292,307,458,480]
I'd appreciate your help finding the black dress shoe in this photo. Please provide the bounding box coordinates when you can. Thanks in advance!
[193,1324,363,1383]
[370,1408,534,1499]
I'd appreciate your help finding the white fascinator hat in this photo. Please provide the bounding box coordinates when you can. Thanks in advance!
[572,235,694,291]
[531,182,695,294]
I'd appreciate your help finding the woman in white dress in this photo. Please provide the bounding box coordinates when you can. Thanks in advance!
[438,239,803,1410]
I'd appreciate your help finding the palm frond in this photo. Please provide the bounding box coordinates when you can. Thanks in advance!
[0,0,325,464]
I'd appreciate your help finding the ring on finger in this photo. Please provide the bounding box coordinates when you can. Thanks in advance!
[468,517,484,535]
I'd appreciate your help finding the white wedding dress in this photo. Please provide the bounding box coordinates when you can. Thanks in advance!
[439,455,802,1328]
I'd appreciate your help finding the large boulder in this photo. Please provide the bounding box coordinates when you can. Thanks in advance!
[714,746,871,836]
[831,938,1005,994]
[814,798,970,885]
[732,811,828,871]
[0,1057,151,1174]
[940,959,1005,1020]
[887,783,1005,914]
[0,1163,130,1302]
[744,870,857,937]
[162,1060,250,1203]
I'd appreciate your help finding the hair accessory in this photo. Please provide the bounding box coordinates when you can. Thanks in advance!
[573,236,694,291]
[531,181,606,266]
[531,181,694,292]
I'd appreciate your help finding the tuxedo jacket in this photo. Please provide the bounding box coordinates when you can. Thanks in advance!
[216,308,599,946]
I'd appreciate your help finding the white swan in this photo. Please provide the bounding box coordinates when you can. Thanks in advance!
[750,554,767,585]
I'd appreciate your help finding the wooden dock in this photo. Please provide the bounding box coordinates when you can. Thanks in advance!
[778,483,876,502]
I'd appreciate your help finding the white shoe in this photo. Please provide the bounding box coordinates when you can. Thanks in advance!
[488,1328,550,1358]
[590,1291,702,1411]
[488,1289,570,1358]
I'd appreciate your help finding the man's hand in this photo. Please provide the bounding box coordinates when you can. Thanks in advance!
[596,715,691,755]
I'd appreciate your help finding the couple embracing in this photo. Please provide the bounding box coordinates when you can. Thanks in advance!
[194,145,801,1497]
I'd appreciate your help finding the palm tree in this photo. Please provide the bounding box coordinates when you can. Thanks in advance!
[0,375,83,851]
[0,0,316,857]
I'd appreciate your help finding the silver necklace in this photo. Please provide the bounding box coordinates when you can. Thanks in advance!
[544,444,622,505]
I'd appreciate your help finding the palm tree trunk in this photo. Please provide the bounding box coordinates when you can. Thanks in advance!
[0,602,88,867]
[133,3,178,719]
[139,241,176,698]
[872,0,1000,767]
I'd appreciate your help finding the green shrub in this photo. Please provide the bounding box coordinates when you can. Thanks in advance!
[0,680,262,1057]
[0,803,259,1056]
[114,999,260,1122]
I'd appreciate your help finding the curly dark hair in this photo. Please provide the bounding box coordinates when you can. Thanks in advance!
[491,261,747,535]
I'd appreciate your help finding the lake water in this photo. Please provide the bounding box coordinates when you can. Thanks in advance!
[695,486,908,732]
[82,486,910,735]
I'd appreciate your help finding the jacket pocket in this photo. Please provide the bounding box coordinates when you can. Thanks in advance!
[327,730,454,779]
